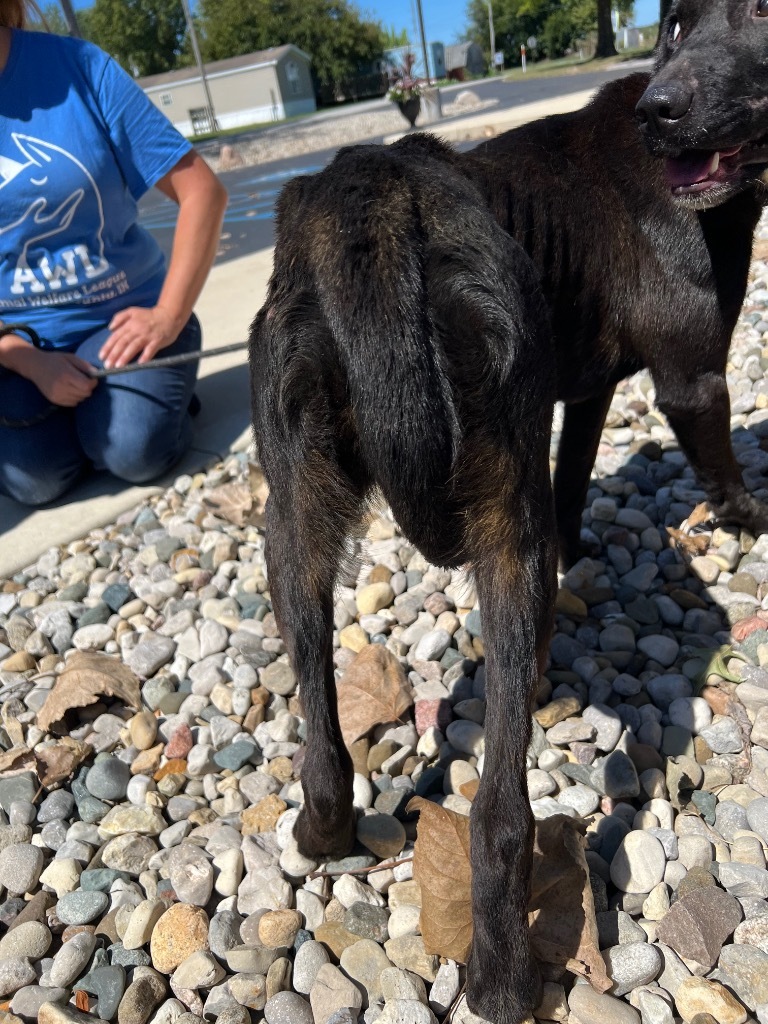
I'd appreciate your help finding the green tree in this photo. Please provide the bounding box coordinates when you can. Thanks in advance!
[87,0,188,75]
[199,0,387,90]
[541,8,576,56]
[383,24,409,47]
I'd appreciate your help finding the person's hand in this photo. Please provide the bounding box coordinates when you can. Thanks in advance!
[26,351,97,407]
[99,306,180,369]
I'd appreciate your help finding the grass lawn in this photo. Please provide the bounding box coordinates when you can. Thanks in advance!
[501,39,657,82]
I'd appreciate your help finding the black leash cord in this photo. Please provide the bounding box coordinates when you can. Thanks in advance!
[0,324,249,428]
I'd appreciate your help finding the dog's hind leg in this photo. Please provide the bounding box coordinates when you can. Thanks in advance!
[554,388,615,568]
[263,454,364,860]
[462,436,557,1024]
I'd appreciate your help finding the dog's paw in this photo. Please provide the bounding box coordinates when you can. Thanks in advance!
[714,495,768,539]
[294,805,356,861]
[465,965,541,1024]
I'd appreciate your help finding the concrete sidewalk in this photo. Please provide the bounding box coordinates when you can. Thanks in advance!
[0,81,612,579]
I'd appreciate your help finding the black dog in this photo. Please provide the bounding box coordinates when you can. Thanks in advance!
[250,136,557,1024]
[470,69,767,568]
[251,43,768,1024]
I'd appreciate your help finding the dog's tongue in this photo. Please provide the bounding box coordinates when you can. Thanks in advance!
[665,151,718,188]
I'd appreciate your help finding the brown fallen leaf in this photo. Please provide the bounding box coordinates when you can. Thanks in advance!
[35,738,92,788]
[685,502,713,530]
[74,991,89,1012]
[407,803,609,992]
[666,526,709,557]
[1,699,25,748]
[407,796,472,963]
[203,481,252,527]
[37,651,142,733]
[336,645,413,746]
[528,815,611,992]
[0,747,34,775]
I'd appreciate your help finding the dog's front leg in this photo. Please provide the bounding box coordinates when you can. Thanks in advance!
[654,369,768,536]
[554,388,616,569]
[466,514,556,1023]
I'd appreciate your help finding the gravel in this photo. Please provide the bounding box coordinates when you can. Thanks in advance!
[4,211,768,1024]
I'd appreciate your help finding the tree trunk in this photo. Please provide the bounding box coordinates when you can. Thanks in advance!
[656,0,673,45]
[595,0,617,57]
[58,0,81,37]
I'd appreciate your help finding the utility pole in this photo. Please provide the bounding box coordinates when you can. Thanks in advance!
[180,0,218,133]
[414,0,431,84]
[486,0,495,70]
[58,0,81,37]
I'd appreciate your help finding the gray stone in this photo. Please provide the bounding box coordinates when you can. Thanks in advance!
[85,758,132,801]
[293,940,331,995]
[602,942,662,997]
[0,844,44,894]
[264,991,313,1024]
[610,833,666,893]
[56,890,109,925]
[716,943,768,1009]
[127,633,177,677]
[0,958,37,997]
[568,985,641,1024]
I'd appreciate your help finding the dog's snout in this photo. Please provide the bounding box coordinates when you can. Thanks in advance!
[636,82,694,134]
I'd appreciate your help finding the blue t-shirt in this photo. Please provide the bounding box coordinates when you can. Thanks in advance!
[0,31,191,349]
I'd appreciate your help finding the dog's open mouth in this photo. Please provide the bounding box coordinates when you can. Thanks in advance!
[665,141,768,196]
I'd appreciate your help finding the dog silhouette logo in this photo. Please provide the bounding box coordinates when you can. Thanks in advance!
[0,133,109,297]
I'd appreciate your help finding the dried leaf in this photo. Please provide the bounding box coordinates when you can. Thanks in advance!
[666,526,709,557]
[1,699,25,748]
[408,796,473,963]
[247,463,270,528]
[685,502,712,529]
[528,815,611,992]
[37,651,142,733]
[407,804,609,993]
[35,738,92,788]
[203,482,252,526]
[336,645,413,746]
[74,991,89,1012]
[691,644,749,693]
[0,747,33,774]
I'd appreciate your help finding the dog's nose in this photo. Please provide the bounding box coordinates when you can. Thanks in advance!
[636,82,694,133]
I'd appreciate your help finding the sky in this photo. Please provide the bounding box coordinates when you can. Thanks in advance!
[70,0,661,42]
[365,0,660,46]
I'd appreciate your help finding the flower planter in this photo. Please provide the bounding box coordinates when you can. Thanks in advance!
[397,96,421,128]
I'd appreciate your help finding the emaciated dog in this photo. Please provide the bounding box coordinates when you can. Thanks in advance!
[251,4,768,1016]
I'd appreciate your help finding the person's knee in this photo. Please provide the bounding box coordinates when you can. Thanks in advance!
[98,425,192,484]
[0,465,80,506]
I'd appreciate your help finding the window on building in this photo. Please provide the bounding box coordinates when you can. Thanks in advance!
[160,92,173,107]
[285,60,301,95]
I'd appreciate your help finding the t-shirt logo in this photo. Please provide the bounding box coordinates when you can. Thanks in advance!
[0,133,109,296]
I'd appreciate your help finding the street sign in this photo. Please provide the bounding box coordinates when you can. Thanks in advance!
[527,36,538,49]
[520,43,527,72]
[494,50,504,66]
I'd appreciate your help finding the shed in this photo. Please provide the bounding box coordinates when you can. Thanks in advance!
[444,42,486,78]
[138,44,316,136]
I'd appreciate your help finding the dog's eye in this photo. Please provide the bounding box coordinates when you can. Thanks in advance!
[759,0,768,16]
[668,18,681,43]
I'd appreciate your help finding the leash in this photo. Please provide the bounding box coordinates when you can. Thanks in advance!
[0,324,249,428]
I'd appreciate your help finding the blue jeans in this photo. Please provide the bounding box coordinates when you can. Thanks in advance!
[0,315,201,506]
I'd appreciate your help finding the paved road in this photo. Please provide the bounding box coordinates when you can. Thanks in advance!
[139,62,650,266]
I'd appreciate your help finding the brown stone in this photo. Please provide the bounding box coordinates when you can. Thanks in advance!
[258,910,302,949]
[657,886,742,968]
[130,743,163,776]
[368,564,393,584]
[694,736,714,764]
[348,739,370,777]
[189,808,217,826]
[266,956,292,999]
[676,978,747,1024]
[242,704,265,732]
[315,922,363,959]
[94,909,121,945]
[149,903,209,973]
[7,891,53,931]
[242,795,287,835]
[534,697,582,728]
[153,758,188,781]
[368,740,398,773]
[266,757,293,784]
[61,925,96,943]
[0,652,36,673]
